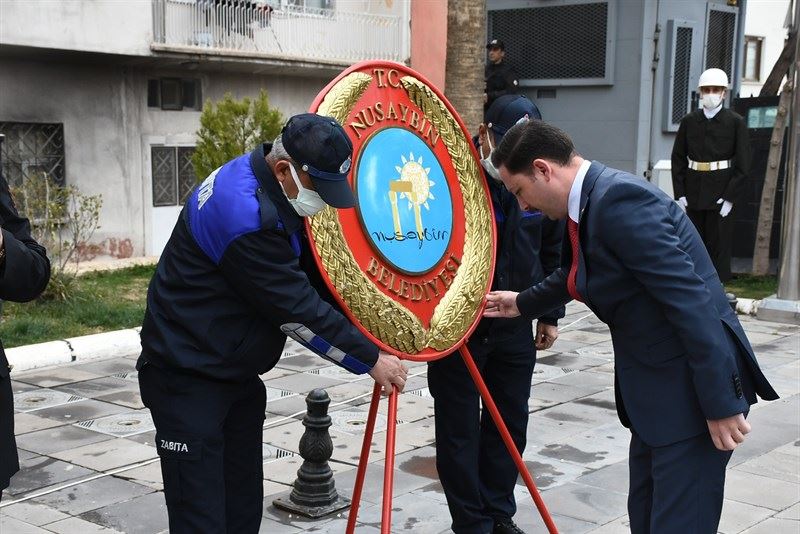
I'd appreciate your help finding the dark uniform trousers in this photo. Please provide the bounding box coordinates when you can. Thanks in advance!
[427,333,536,534]
[0,344,17,501]
[686,206,735,283]
[138,363,266,534]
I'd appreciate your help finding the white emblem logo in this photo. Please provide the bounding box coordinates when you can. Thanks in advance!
[160,439,189,453]
[198,167,221,210]
[339,157,352,174]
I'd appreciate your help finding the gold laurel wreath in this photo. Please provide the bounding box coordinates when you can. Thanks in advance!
[310,71,492,353]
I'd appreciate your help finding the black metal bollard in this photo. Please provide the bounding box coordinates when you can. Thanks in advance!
[726,292,738,312]
[273,388,350,518]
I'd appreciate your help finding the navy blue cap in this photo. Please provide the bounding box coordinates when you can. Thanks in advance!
[486,38,505,50]
[484,95,542,143]
[281,113,355,208]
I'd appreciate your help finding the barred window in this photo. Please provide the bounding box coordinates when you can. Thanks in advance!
[151,146,196,207]
[0,122,65,187]
[487,1,614,85]
[671,27,693,124]
[705,5,738,76]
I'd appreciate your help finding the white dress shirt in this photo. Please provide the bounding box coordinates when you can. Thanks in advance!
[703,102,723,119]
[568,159,592,223]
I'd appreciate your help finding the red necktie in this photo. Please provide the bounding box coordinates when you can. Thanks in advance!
[567,218,583,302]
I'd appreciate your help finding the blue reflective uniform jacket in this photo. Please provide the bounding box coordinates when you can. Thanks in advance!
[138,144,378,382]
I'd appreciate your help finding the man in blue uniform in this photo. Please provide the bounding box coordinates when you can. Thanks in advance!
[428,95,563,534]
[138,113,408,533]
[486,120,777,533]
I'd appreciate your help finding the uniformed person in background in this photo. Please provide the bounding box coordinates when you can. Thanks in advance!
[137,113,408,533]
[428,95,563,534]
[484,38,519,111]
[671,68,751,283]
[0,162,50,500]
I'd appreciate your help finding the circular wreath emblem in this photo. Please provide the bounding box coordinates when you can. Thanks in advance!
[306,62,496,361]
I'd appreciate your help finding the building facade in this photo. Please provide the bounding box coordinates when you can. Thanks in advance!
[485,0,749,180]
[740,0,791,97]
[0,0,410,256]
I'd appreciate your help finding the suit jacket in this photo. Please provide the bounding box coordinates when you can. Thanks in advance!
[0,172,50,489]
[516,162,777,447]
[671,108,751,210]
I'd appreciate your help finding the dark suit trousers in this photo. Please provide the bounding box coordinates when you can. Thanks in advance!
[1,359,19,496]
[628,431,732,534]
[686,207,734,283]
[428,336,536,534]
[138,363,266,534]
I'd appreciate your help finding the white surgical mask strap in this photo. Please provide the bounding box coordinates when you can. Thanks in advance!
[288,163,304,192]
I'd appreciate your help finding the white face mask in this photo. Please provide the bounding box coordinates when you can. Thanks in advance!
[701,92,723,110]
[283,164,327,217]
[480,131,502,181]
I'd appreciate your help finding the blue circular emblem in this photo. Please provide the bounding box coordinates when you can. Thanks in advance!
[355,127,453,275]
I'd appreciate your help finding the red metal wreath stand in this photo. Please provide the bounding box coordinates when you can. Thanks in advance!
[345,344,559,534]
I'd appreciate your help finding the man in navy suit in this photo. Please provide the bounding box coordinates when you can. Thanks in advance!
[484,120,778,533]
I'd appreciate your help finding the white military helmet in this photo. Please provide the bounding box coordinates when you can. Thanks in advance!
[698,68,729,89]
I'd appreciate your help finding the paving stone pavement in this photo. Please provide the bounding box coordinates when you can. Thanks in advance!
[1,302,798,533]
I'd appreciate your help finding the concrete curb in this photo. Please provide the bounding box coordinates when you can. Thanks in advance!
[7,328,142,374]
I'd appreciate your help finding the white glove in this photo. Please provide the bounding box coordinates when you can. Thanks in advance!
[677,196,688,210]
[717,198,733,218]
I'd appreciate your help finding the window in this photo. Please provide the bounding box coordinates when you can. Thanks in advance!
[743,36,763,81]
[151,146,196,207]
[0,122,65,187]
[487,0,616,86]
[747,106,777,129]
[147,78,202,111]
[663,19,700,132]
[705,5,738,75]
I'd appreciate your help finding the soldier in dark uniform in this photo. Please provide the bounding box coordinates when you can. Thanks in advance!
[428,95,562,534]
[484,38,519,111]
[0,164,51,500]
[137,114,408,533]
[672,68,751,283]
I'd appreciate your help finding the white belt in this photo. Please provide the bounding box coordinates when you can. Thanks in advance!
[688,158,730,171]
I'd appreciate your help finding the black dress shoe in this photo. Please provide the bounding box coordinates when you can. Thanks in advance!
[493,519,526,534]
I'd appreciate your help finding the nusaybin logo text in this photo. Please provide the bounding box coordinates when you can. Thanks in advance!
[306,62,496,360]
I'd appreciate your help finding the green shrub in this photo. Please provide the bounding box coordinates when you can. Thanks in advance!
[192,90,284,181]
[10,172,102,301]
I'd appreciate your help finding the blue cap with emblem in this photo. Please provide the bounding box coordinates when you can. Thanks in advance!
[281,113,355,208]
[484,94,542,143]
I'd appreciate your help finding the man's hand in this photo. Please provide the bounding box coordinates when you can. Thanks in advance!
[717,198,733,218]
[368,351,409,394]
[535,322,558,350]
[677,196,688,210]
[477,123,490,159]
[707,413,751,451]
[484,291,521,318]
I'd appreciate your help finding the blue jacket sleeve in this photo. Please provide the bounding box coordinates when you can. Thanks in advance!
[218,228,378,373]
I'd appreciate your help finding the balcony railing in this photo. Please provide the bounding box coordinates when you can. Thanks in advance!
[152,0,404,64]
